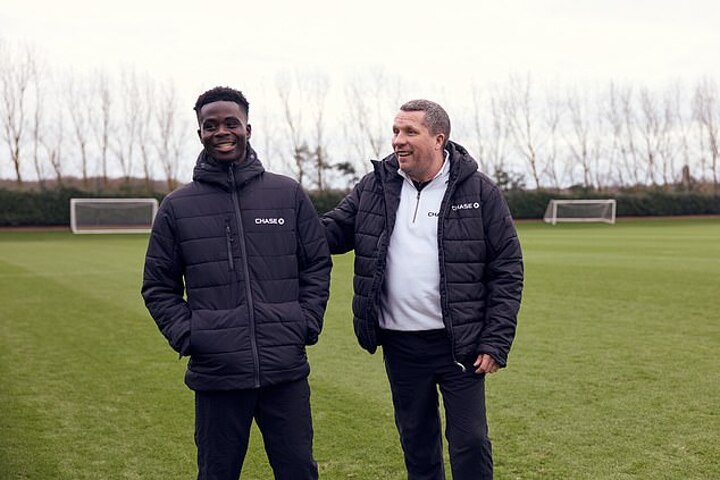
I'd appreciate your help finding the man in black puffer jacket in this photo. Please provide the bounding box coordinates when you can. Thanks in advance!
[141,86,331,480]
[323,99,523,480]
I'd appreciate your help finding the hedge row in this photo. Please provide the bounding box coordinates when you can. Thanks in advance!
[1,187,718,227]
[502,190,720,219]
[0,188,162,227]
[313,189,720,219]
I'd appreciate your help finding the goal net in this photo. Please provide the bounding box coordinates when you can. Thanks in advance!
[70,198,159,234]
[543,199,617,225]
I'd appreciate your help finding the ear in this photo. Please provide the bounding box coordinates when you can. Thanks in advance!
[196,128,201,141]
[247,124,252,140]
[435,133,445,150]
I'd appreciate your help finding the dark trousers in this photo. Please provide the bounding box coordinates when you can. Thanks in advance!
[381,329,493,480]
[194,378,318,480]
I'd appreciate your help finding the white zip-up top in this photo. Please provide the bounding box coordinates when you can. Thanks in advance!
[379,154,450,331]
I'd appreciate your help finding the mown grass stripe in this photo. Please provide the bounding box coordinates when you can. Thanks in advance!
[0,219,718,479]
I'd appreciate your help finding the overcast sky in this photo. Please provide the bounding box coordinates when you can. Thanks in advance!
[3,0,718,100]
[2,0,719,181]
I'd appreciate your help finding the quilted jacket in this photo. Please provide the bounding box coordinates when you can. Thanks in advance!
[142,146,331,390]
[322,141,523,367]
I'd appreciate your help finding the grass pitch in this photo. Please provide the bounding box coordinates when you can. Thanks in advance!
[0,218,718,479]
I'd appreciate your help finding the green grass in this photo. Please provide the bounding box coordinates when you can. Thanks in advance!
[0,218,718,479]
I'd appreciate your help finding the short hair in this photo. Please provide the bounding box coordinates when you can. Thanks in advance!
[400,99,451,143]
[194,86,250,119]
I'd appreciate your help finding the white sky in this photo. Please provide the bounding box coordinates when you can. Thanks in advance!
[2,0,720,180]
[3,0,718,97]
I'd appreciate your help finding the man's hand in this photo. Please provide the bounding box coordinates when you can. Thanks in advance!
[473,354,499,374]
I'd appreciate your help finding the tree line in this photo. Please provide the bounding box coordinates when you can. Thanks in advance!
[2,38,719,193]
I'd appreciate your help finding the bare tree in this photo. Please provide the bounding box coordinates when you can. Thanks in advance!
[308,74,330,191]
[343,68,408,178]
[276,69,332,190]
[112,69,141,183]
[638,87,665,186]
[657,87,681,187]
[252,84,282,173]
[154,80,186,191]
[42,105,65,186]
[485,90,512,179]
[693,77,719,190]
[542,91,563,189]
[469,81,532,187]
[604,82,642,186]
[32,65,66,186]
[344,81,372,168]
[136,74,155,190]
[276,70,308,186]
[92,71,113,186]
[620,86,642,186]
[503,74,543,188]
[470,85,490,174]
[590,92,611,189]
[566,87,608,189]
[566,88,592,188]
[604,82,626,186]
[0,40,37,184]
[65,73,93,188]
[668,82,696,188]
[346,70,390,161]
[29,60,46,187]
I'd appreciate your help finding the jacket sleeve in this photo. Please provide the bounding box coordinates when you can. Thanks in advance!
[477,185,524,367]
[141,200,192,356]
[320,178,363,254]
[295,185,332,345]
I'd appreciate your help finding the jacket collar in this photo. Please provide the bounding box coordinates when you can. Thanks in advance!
[192,144,265,190]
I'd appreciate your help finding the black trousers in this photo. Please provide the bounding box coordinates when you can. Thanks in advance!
[381,329,493,480]
[194,378,318,480]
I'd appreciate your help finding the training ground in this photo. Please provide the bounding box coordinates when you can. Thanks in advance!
[0,218,718,479]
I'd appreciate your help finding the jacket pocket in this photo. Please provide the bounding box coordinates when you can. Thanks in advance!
[290,302,315,345]
[303,306,319,345]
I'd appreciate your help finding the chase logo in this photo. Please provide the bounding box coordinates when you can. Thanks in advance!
[451,202,480,211]
[255,217,285,225]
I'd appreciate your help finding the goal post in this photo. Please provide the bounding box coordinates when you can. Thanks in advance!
[70,198,159,234]
[543,199,617,225]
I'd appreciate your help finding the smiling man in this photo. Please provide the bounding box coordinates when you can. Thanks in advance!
[322,99,524,479]
[142,86,331,480]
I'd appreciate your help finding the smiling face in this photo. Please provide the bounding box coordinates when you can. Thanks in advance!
[197,100,251,163]
[391,110,445,182]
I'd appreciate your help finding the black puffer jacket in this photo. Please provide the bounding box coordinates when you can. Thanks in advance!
[142,147,331,391]
[322,141,523,367]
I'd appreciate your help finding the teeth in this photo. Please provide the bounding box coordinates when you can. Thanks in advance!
[215,143,236,153]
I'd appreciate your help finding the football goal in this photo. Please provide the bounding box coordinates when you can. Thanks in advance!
[543,199,617,225]
[70,198,159,234]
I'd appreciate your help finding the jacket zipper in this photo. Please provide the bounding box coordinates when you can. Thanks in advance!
[412,190,421,223]
[368,231,387,337]
[225,223,235,271]
[437,174,466,372]
[229,167,261,388]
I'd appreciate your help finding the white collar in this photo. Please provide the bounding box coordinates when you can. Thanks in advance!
[397,149,450,184]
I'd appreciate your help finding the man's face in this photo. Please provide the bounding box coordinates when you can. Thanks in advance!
[197,101,251,163]
[391,110,444,182]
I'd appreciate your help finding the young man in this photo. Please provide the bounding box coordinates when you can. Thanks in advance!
[322,100,523,479]
[142,86,331,480]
